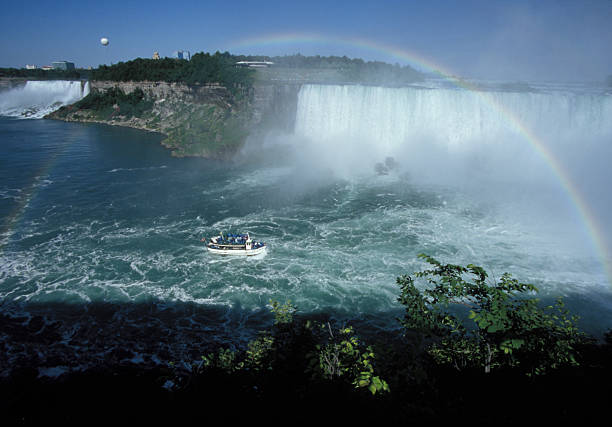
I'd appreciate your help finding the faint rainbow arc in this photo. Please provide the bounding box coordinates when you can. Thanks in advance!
[1,81,92,252]
[227,32,612,284]
[0,137,65,253]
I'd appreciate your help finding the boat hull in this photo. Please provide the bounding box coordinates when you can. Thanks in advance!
[206,245,267,256]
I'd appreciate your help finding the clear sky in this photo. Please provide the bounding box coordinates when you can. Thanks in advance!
[1,0,611,82]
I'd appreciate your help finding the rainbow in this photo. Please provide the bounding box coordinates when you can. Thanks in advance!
[227,32,612,285]
[0,141,65,253]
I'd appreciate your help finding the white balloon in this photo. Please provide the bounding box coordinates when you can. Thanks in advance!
[100,37,109,46]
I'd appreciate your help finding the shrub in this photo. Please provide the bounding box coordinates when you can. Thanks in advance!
[397,254,590,376]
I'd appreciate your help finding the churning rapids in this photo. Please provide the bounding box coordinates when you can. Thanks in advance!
[1,80,612,378]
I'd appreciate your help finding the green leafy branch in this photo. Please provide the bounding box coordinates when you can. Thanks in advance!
[398,254,589,375]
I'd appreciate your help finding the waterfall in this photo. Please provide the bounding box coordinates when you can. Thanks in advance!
[0,80,90,119]
[292,83,612,186]
[295,84,612,153]
[291,83,612,252]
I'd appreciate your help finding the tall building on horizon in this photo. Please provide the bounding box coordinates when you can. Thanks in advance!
[173,50,191,60]
[52,61,75,70]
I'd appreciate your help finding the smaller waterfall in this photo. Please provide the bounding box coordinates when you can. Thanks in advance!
[0,80,90,119]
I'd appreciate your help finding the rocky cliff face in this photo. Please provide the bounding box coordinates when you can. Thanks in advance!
[47,79,302,159]
[91,81,232,108]
[249,82,301,132]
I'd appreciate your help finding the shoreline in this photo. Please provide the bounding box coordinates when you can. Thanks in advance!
[44,80,247,160]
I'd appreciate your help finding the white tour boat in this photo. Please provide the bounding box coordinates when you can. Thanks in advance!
[203,233,267,256]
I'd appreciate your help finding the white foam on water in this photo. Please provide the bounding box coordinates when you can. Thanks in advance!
[107,165,168,173]
[37,366,70,378]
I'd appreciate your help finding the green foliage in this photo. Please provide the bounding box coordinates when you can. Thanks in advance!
[398,254,588,375]
[308,324,390,395]
[270,300,297,325]
[90,51,254,93]
[199,334,277,374]
[0,67,86,80]
[92,58,187,82]
[74,87,153,119]
[159,103,249,157]
[267,54,422,84]
[87,51,421,88]
[244,333,275,371]
[200,348,243,373]
[169,300,388,399]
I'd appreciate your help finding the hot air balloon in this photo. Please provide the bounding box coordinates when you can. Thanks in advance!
[100,37,109,46]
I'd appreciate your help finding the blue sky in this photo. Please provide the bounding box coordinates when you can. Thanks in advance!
[1,0,611,82]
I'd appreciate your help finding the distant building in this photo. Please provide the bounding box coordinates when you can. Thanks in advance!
[235,61,274,68]
[152,52,160,60]
[173,50,191,60]
[25,64,37,69]
[52,61,75,70]
[41,65,54,71]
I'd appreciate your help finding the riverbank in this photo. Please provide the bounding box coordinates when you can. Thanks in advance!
[46,81,250,159]
[2,337,611,425]
[44,77,302,159]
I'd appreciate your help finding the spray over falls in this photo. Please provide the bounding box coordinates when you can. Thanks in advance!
[291,84,612,244]
[289,83,612,293]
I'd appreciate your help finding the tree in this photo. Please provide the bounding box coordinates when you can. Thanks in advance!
[397,254,589,376]
[307,323,390,395]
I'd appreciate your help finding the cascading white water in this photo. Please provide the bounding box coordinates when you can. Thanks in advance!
[295,84,612,157]
[292,83,612,277]
[293,83,612,189]
[0,80,90,118]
